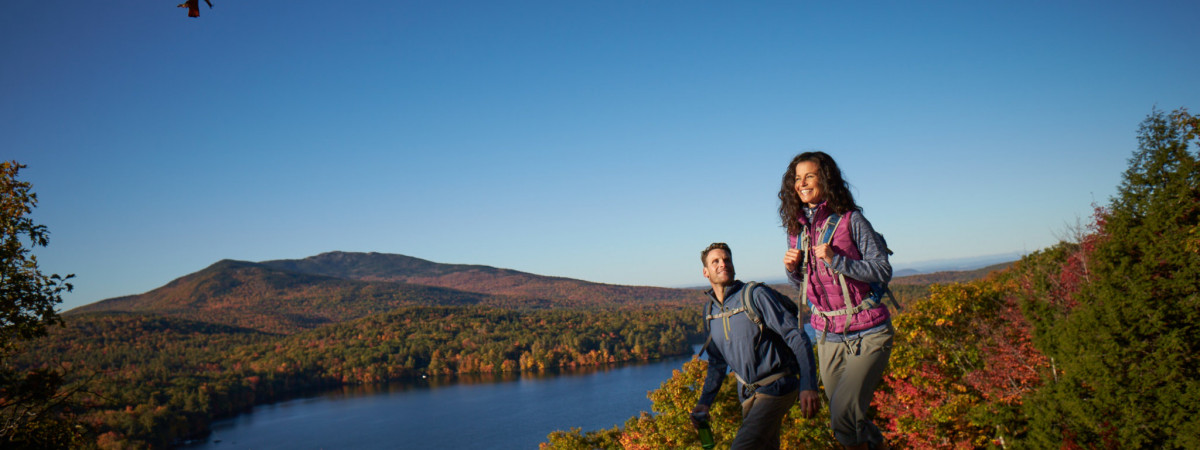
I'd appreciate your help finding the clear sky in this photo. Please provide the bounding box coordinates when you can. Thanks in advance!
[4,1,1197,311]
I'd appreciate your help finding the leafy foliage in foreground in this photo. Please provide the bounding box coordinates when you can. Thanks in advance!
[543,357,838,450]
[0,161,82,448]
[874,265,1047,448]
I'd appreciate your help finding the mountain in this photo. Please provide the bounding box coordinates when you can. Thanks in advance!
[259,251,703,305]
[68,252,706,334]
[67,259,529,334]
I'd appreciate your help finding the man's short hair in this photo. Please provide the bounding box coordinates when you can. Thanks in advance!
[701,242,732,265]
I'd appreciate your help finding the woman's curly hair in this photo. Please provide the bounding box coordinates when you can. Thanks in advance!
[777,151,861,236]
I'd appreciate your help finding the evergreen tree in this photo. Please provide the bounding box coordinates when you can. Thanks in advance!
[1022,109,1200,448]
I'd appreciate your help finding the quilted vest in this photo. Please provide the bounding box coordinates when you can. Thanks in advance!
[790,205,890,334]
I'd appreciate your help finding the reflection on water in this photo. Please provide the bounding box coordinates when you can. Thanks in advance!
[182,354,696,450]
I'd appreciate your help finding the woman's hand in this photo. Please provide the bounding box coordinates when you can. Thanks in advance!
[813,243,833,265]
[783,248,803,272]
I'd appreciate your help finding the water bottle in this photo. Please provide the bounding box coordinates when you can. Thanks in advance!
[691,411,716,449]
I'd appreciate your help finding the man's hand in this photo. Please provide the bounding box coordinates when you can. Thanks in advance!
[690,404,710,428]
[783,248,803,272]
[798,390,820,418]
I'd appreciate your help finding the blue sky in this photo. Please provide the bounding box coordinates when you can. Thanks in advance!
[4,1,1197,311]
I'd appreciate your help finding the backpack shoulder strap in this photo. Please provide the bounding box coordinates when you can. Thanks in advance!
[741,281,762,325]
[819,213,843,245]
[797,231,810,306]
[801,213,842,308]
[883,285,903,311]
[812,212,855,342]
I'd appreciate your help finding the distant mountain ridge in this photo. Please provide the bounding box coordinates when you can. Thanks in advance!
[892,252,1023,275]
[69,252,706,334]
[890,261,1015,286]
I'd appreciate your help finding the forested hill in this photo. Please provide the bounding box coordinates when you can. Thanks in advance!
[65,259,512,334]
[260,251,703,304]
[66,252,706,334]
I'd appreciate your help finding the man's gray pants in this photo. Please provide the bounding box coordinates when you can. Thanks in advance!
[730,387,799,450]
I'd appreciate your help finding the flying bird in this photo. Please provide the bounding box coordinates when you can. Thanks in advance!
[177,0,213,18]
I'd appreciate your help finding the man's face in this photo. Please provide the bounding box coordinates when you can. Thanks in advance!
[702,249,735,286]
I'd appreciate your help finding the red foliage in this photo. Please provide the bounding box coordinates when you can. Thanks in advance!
[962,295,1046,404]
[876,271,1057,447]
[1055,206,1107,309]
[875,363,972,449]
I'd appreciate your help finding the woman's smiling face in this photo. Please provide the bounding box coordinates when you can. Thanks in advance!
[793,160,823,207]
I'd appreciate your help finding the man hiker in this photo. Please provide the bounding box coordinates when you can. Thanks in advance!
[693,242,821,449]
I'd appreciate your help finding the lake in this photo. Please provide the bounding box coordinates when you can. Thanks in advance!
[181,354,695,449]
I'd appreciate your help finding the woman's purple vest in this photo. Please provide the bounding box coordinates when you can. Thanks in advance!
[789,205,890,334]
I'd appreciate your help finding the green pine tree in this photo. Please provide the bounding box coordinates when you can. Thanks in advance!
[1022,108,1200,448]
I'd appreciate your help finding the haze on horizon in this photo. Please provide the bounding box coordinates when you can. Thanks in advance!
[4,1,1197,311]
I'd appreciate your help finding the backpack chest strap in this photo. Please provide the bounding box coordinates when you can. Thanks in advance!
[705,306,746,321]
[810,294,882,317]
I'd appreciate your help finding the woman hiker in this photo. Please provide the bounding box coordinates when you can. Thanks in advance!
[780,151,894,450]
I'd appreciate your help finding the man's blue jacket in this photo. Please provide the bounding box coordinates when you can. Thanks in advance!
[699,280,819,406]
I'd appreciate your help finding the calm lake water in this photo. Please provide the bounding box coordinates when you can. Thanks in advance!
[181,354,695,449]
